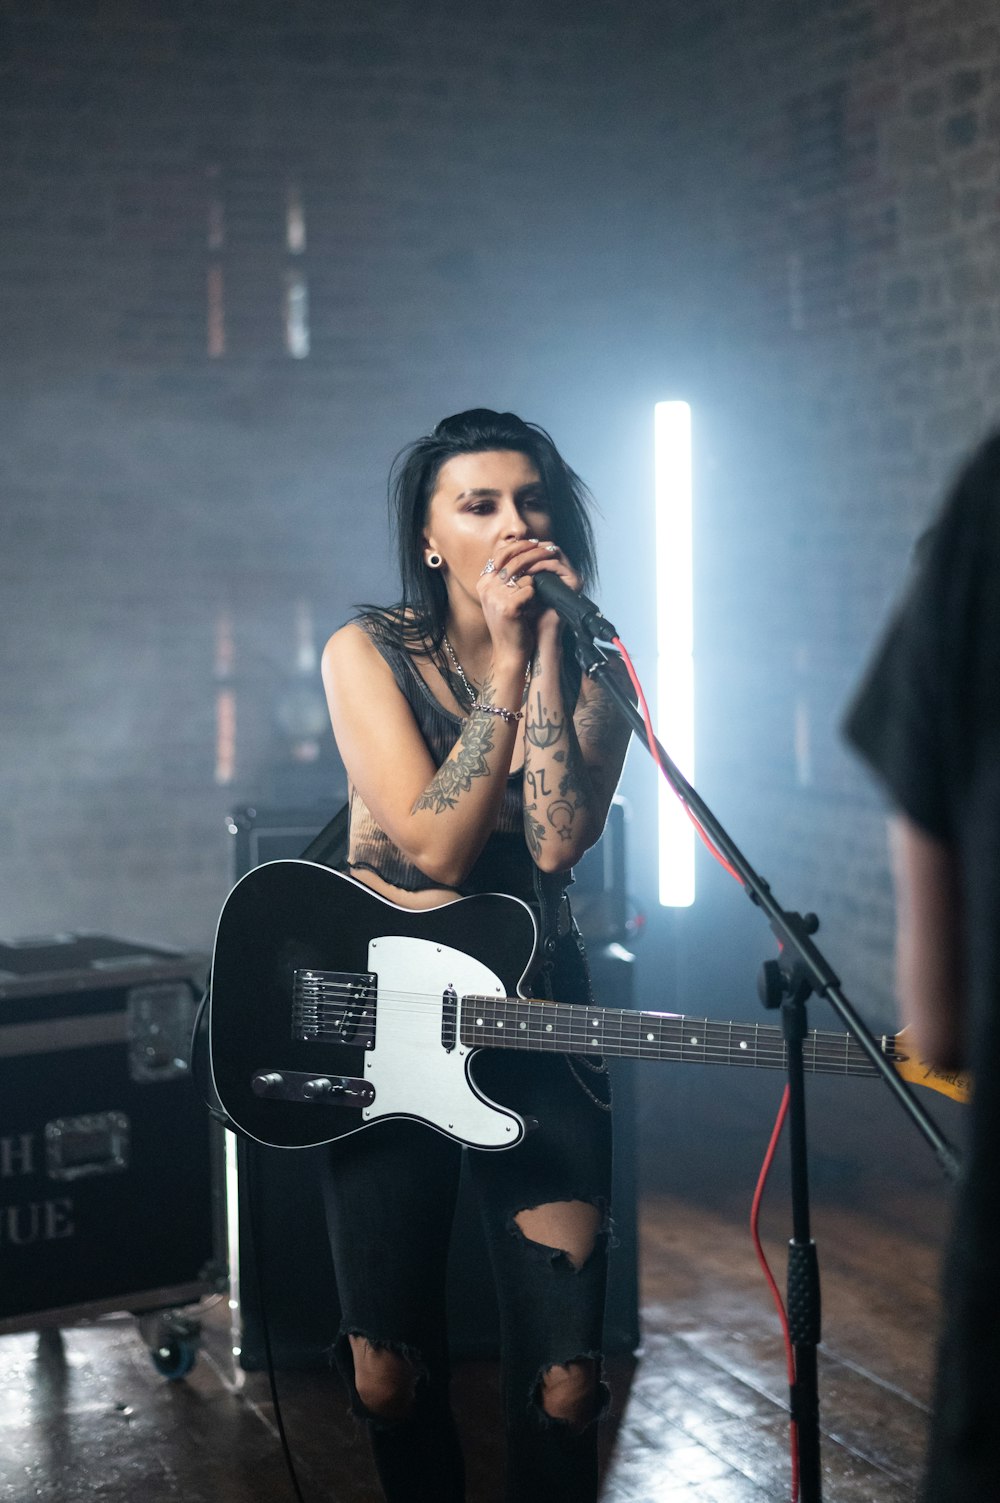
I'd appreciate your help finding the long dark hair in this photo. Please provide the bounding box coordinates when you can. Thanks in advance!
[367,408,598,651]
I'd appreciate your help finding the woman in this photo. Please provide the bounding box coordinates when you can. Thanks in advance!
[320,408,632,1503]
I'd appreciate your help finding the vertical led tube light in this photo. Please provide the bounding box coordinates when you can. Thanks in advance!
[655,401,695,906]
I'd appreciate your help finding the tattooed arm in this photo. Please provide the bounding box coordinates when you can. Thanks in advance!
[522,626,633,871]
[573,652,635,809]
[322,623,526,887]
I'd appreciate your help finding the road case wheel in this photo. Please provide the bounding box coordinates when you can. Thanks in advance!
[150,1336,198,1380]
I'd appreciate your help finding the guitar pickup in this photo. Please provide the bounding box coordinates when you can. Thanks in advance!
[250,1070,375,1107]
[441,985,458,1052]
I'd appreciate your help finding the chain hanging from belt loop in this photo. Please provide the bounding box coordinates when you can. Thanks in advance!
[565,1056,613,1112]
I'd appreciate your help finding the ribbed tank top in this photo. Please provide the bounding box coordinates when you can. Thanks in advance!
[346,614,537,901]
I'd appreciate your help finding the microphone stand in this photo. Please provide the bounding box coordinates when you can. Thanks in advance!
[569,627,961,1503]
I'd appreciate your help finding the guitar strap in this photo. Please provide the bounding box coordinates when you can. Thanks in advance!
[531,865,573,1001]
[298,801,350,867]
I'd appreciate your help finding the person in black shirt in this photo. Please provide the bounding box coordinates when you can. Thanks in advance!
[844,432,1000,1500]
[320,409,633,1503]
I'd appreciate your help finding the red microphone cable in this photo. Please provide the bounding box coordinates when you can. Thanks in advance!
[612,636,743,886]
[751,1085,799,1502]
[611,632,800,1501]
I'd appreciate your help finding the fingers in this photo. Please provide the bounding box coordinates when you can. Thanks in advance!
[476,544,582,657]
[476,544,541,613]
[520,543,582,596]
[487,539,577,592]
[489,537,550,572]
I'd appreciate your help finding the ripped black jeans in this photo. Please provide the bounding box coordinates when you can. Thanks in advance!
[320,945,612,1503]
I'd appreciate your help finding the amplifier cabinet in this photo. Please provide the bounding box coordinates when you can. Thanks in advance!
[226,803,639,1367]
[0,934,219,1333]
[225,795,630,947]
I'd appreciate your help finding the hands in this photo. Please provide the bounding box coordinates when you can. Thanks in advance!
[476,538,581,658]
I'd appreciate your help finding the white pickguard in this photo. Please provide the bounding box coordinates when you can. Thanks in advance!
[362,934,524,1149]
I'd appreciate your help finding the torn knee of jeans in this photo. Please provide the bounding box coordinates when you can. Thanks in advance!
[341,1328,428,1427]
[510,1198,609,1272]
[530,1354,610,1432]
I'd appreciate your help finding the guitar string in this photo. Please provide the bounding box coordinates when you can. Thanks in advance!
[292,992,878,1053]
[290,1001,880,1066]
[294,1035,877,1067]
[292,983,877,1041]
[295,1020,871,1058]
[293,1037,878,1071]
[294,1014,873,1057]
[295,977,875,1023]
[293,980,880,1042]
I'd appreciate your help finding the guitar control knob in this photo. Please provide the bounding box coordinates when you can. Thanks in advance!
[252,1072,284,1096]
[302,1076,336,1099]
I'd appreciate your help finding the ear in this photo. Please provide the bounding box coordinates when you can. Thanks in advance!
[422,533,444,566]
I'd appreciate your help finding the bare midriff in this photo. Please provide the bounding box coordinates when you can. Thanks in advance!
[347,865,463,910]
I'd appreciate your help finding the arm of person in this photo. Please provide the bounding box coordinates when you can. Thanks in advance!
[521,619,633,872]
[322,623,527,888]
[888,813,966,1072]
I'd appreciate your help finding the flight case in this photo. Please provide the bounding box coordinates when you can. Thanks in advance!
[0,933,223,1374]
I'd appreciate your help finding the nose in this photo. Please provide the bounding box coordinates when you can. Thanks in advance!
[498,497,530,539]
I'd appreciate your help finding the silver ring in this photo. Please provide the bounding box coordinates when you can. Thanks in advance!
[506,573,521,589]
[480,558,496,575]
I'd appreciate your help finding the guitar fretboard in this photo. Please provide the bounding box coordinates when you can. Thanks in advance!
[290,970,891,1079]
[459,996,885,1077]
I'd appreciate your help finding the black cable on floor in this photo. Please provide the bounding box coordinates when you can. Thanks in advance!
[244,1139,313,1503]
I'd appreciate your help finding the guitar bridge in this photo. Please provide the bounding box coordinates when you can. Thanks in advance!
[293,969,377,1047]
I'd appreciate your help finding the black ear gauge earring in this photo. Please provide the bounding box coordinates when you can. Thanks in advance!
[426,552,443,568]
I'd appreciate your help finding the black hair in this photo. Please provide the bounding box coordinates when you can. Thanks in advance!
[365,408,598,651]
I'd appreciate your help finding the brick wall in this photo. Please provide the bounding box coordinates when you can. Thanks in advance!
[1,0,699,948]
[662,0,1000,1043]
[2,0,996,1111]
[627,0,997,1193]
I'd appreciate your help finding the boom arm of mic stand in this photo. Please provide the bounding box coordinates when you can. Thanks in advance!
[579,637,962,1183]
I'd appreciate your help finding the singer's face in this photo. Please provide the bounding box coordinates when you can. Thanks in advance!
[423,450,553,598]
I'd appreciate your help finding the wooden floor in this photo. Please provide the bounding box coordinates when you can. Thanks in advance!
[0,1188,944,1503]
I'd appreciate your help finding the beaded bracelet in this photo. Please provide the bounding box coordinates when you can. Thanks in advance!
[473,700,523,725]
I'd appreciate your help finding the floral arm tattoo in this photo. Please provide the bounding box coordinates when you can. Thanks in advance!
[413,714,495,814]
[412,676,499,815]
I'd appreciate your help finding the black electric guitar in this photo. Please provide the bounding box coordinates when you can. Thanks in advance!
[208,861,969,1151]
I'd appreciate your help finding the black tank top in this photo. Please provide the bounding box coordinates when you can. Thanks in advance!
[345,614,538,903]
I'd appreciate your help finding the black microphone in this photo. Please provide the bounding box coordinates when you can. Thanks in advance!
[531,570,618,641]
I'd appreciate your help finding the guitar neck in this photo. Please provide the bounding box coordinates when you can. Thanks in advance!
[459,995,888,1079]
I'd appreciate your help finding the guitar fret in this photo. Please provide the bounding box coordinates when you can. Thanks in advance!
[683,1020,707,1065]
[730,1019,754,1068]
[456,994,884,1081]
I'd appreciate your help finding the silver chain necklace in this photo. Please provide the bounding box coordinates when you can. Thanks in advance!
[442,635,530,709]
[442,635,477,706]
